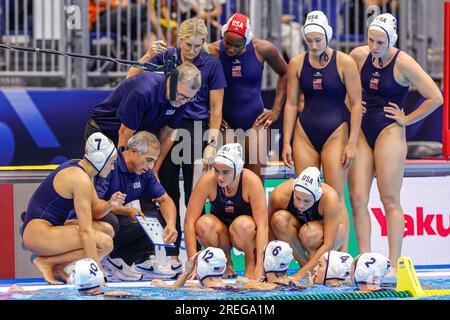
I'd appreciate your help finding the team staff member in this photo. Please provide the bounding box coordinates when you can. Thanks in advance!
[128,18,227,264]
[348,13,443,276]
[68,132,179,280]
[208,13,288,180]
[184,144,268,280]
[21,133,123,284]
[270,167,346,279]
[85,63,202,172]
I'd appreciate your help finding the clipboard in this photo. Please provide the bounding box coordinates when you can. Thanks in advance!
[135,215,175,248]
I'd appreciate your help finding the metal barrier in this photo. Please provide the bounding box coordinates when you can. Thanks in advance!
[0,0,445,88]
[0,0,70,86]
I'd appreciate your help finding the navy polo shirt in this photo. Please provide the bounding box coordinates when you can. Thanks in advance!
[150,47,227,120]
[90,72,187,139]
[94,148,166,204]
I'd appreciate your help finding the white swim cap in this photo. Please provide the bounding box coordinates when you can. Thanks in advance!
[368,13,398,48]
[84,132,117,173]
[293,167,323,202]
[303,11,333,44]
[196,247,227,282]
[70,258,104,291]
[323,251,353,283]
[354,253,391,285]
[214,143,244,180]
[264,240,293,273]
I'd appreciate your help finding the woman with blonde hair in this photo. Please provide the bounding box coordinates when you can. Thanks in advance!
[127,17,226,269]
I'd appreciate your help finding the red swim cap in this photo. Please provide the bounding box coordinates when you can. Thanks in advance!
[222,13,253,44]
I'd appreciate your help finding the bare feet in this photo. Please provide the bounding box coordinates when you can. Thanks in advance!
[33,257,63,285]
[53,264,70,283]
[223,264,237,279]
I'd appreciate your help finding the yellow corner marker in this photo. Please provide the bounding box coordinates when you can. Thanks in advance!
[396,257,424,297]
[396,257,450,298]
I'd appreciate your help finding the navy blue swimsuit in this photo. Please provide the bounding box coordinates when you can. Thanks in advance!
[23,160,86,230]
[219,41,264,131]
[360,50,409,149]
[299,50,348,152]
[210,173,252,227]
[287,191,323,224]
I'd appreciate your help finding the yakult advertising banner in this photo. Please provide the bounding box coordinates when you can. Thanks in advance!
[369,176,450,268]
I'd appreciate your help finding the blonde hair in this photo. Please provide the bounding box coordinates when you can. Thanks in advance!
[178,17,209,53]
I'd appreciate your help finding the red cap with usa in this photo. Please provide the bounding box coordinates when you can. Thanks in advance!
[222,13,253,45]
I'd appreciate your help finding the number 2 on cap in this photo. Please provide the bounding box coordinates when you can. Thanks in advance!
[365,257,376,268]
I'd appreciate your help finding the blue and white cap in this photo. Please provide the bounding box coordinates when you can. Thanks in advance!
[303,10,333,44]
[369,13,398,48]
[264,240,293,273]
[354,252,391,285]
[69,258,104,291]
[84,132,116,173]
[293,167,323,202]
[214,143,244,180]
[323,251,353,283]
[196,247,227,282]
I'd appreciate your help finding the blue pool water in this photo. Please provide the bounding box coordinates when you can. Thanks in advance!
[1,277,449,300]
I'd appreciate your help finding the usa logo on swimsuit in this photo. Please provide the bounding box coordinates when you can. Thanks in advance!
[225,205,235,213]
[232,65,242,77]
[225,200,235,213]
[370,72,380,90]
[313,78,323,90]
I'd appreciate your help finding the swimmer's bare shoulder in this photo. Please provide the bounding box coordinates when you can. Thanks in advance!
[349,46,369,67]
[288,52,306,78]
[194,170,217,199]
[269,179,292,211]
[54,164,93,197]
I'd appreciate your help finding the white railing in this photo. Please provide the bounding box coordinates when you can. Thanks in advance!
[0,0,445,88]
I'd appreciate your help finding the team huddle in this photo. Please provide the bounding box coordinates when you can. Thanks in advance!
[20,9,442,293]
